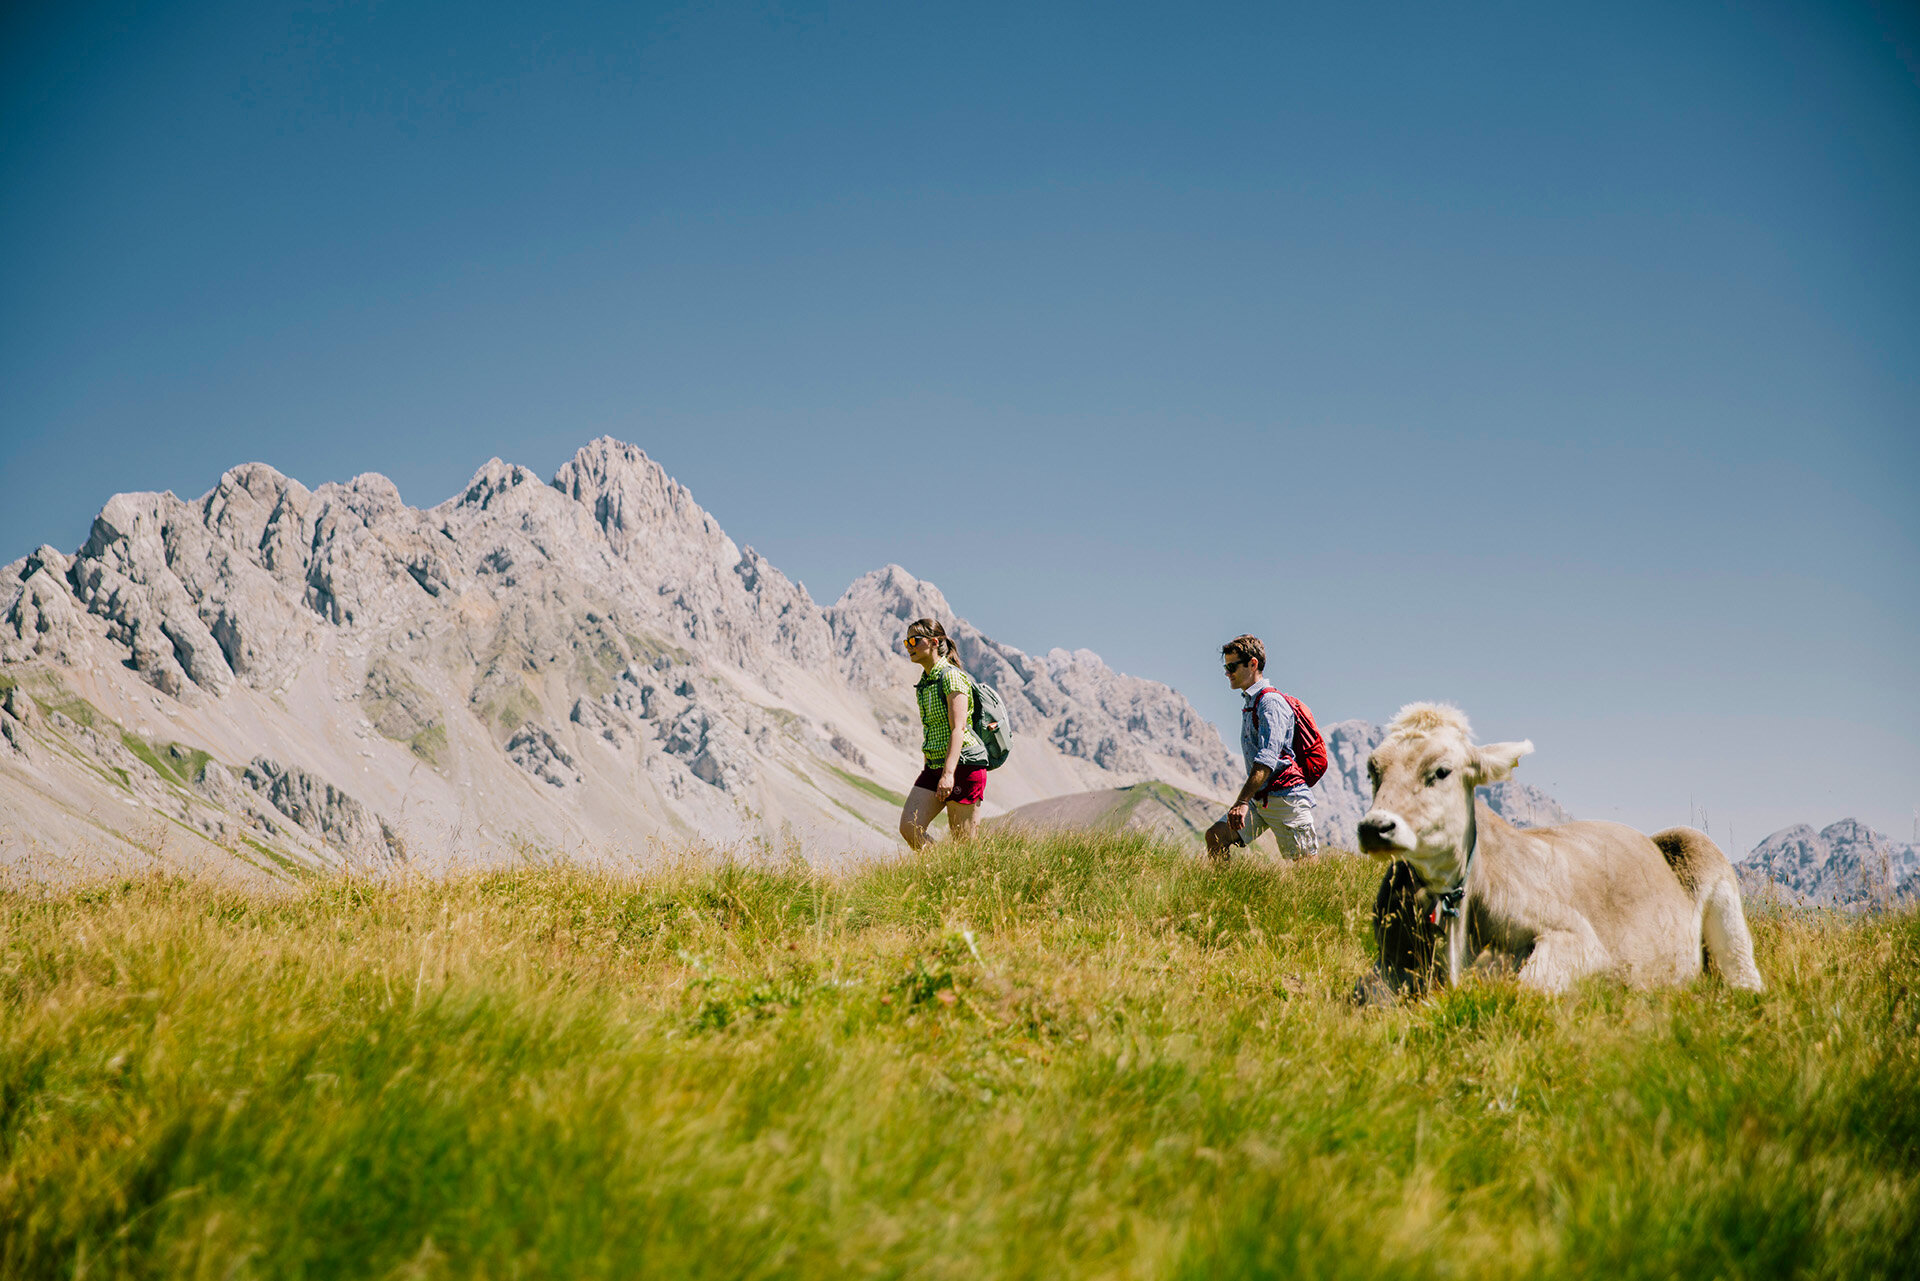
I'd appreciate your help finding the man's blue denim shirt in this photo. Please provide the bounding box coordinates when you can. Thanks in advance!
[1241,684,1313,804]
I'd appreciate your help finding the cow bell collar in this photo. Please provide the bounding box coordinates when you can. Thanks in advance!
[1427,802,1478,928]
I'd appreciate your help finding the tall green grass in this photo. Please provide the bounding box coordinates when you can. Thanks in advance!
[3,833,1915,1279]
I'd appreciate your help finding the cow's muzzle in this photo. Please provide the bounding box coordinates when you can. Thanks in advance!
[1357,810,1416,855]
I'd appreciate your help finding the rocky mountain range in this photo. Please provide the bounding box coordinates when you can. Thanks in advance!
[1736,819,1920,911]
[0,439,1242,879]
[4,435,1897,907]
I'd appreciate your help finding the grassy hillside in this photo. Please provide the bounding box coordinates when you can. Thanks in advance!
[3,835,1916,1279]
[987,780,1224,848]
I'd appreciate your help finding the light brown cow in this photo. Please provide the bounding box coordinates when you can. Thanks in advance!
[1353,703,1764,999]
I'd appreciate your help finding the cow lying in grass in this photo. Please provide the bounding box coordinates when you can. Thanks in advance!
[1353,703,1764,1001]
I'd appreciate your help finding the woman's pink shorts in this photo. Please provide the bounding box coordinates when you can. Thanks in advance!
[913,761,988,805]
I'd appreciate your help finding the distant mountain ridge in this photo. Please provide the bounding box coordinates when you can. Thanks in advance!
[1,438,1239,876]
[1736,819,1920,911]
[5,436,1890,894]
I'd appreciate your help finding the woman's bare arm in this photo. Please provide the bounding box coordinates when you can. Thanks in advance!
[938,686,968,799]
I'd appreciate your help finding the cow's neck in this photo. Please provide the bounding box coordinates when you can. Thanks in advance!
[1432,800,1478,985]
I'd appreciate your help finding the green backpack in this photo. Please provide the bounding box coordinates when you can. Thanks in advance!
[960,671,1013,770]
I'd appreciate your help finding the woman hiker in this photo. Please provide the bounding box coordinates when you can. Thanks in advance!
[898,617,989,849]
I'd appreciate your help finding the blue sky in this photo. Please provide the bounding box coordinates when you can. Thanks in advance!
[4,1,1916,849]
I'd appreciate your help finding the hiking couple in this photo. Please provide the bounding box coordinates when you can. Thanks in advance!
[897,619,1322,863]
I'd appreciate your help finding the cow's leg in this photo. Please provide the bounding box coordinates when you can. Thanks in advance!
[1444,909,1473,986]
[1516,919,1611,994]
[1701,875,1765,992]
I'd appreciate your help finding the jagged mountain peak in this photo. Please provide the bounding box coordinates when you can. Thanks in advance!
[833,563,953,618]
[551,436,736,563]
[450,458,545,511]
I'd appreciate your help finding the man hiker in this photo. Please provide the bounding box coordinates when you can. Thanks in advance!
[1206,633,1322,863]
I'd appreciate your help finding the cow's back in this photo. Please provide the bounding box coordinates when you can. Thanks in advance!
[1648,826,1734,900]
[1476,810,1700,983]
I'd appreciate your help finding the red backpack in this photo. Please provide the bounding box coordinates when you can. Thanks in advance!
[1283,693,1329,787]
[1246,687,1329,790]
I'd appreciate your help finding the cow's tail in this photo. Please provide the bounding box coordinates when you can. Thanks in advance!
[1651,827,1765,992]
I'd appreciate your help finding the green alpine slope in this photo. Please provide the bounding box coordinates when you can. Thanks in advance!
[3,834,1915,1279]
[987,780,1232,850]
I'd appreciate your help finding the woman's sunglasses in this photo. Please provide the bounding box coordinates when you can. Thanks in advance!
[904,635,935,650]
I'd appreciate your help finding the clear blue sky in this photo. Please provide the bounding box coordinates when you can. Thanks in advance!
[4,1,1916,850]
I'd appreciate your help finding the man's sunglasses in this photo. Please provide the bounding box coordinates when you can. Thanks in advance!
[1223,658,1247,674]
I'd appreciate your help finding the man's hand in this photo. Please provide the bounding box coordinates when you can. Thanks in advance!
[1228,802,1249,832]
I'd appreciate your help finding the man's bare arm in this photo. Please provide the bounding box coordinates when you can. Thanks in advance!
[1232,765,1273,809]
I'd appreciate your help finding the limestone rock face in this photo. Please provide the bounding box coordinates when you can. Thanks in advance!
[243,757,406,866]
[0,688,31,757]
[1,547,100,667]
[2,437,1243,874]
[1738,819,1920,910]
[1313,719,1386,851]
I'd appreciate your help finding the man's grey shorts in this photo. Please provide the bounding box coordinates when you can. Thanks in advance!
[1225,792,1320,860]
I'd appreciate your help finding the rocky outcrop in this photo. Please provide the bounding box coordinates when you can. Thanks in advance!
[1,547,99,668]
[1737,820,1919,910]
[242,758,406,865]
[1313,719,1385,851]
[506,726,582,789]
[1,685,33,758]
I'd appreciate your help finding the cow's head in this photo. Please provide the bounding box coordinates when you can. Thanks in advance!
[1356,703,1532,887]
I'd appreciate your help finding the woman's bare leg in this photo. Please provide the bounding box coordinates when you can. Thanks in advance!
[944,800,979,844]
[899,787,945,849]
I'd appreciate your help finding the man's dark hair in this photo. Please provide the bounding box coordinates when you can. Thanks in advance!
[1222,634,1265,673]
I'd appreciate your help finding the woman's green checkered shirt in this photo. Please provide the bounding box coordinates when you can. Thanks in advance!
[915,660,988,765]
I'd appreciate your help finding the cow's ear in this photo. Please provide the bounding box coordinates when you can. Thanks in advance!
[1469,739,1533,784]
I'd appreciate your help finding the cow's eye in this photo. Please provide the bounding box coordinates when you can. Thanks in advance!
[1429,766,1452,784]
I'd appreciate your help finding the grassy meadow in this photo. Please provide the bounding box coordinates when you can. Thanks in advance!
[2,833,1916,1279]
